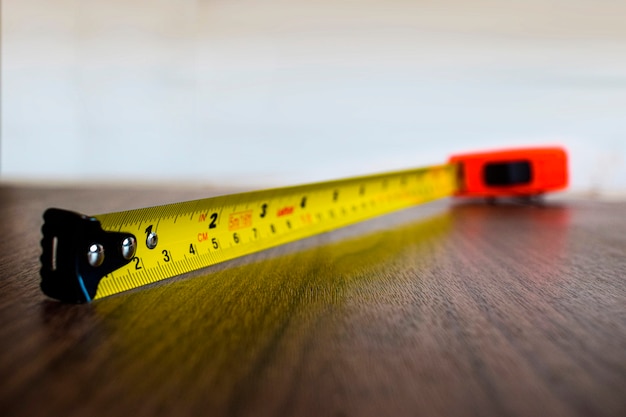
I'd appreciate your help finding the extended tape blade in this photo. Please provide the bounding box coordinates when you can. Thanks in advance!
[40,163,458,302]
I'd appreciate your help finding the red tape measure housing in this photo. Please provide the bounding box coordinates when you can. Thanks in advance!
[449,147,568,198]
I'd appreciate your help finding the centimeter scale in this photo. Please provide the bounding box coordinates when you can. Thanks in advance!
[40,147,568,303]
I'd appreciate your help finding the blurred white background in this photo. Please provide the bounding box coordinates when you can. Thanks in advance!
[2,0,626,194]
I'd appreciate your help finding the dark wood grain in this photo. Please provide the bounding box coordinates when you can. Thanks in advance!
[0,184,625,417]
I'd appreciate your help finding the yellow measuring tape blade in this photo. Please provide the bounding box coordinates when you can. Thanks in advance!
[91,164,457,299]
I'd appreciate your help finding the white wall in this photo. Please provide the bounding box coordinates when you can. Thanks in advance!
[3,0,626,194]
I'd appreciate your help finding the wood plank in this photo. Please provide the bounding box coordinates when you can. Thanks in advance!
[0,185,624,417]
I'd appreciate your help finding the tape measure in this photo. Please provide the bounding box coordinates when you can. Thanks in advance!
[40,147,568,303]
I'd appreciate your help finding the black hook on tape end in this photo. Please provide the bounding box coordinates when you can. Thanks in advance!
[40,208,136,303]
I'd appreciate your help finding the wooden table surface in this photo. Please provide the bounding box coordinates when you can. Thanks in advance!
[0,184,625,417]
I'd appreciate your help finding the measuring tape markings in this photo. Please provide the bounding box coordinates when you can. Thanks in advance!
[93,165,457,299]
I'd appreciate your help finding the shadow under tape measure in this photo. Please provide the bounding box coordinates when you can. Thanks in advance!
[77,210,453,413]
